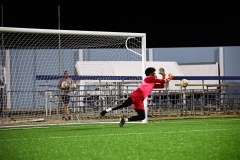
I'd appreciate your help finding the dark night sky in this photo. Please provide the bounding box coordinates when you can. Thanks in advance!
[1,1,240,48]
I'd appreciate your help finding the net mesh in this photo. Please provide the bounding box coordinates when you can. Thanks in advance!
[0,28,146,127]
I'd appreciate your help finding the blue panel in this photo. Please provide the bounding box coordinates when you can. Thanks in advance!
[36,75,240,81]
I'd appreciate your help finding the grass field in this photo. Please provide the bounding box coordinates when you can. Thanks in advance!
[0,118,240,160]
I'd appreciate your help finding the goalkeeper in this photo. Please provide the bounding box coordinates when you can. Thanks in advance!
[100,67,173,127]
[57,71,75,120]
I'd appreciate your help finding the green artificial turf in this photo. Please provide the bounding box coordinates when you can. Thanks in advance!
[0,118,240,160]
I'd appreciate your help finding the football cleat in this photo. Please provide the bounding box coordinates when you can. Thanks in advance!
[62,116,68,121]
[100,110,107,117]
[119,116,125,128]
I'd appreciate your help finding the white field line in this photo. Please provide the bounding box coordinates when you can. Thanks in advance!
[1,118,239,129]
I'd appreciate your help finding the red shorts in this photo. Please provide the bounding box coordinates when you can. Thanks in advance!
[130,88,145,110]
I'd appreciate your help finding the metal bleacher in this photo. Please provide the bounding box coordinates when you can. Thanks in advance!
[38,75,240,119]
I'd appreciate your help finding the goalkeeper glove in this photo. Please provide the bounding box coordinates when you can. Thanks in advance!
[168,73,174,80]
[159,68,165,75]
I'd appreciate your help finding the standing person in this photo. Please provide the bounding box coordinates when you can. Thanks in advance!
[0,65,5,117]
[57,71,75,120]
[100,67,173,127]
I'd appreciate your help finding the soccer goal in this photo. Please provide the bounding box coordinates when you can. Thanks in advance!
[0,27,147,127]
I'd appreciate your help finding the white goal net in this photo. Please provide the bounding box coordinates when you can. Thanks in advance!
[0,27,146,127]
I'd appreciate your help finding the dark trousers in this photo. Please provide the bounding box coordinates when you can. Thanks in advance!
[112,97,146,121]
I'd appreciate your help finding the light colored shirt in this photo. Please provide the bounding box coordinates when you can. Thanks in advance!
[0,66,5,88]
[57,77,73,95]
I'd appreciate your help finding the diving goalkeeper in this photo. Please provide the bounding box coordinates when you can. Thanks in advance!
[100,67,173,127]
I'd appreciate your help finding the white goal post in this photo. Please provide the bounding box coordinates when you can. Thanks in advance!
[0,27,147,127]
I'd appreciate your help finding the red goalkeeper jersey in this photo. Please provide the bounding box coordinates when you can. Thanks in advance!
[130,76,166,110]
